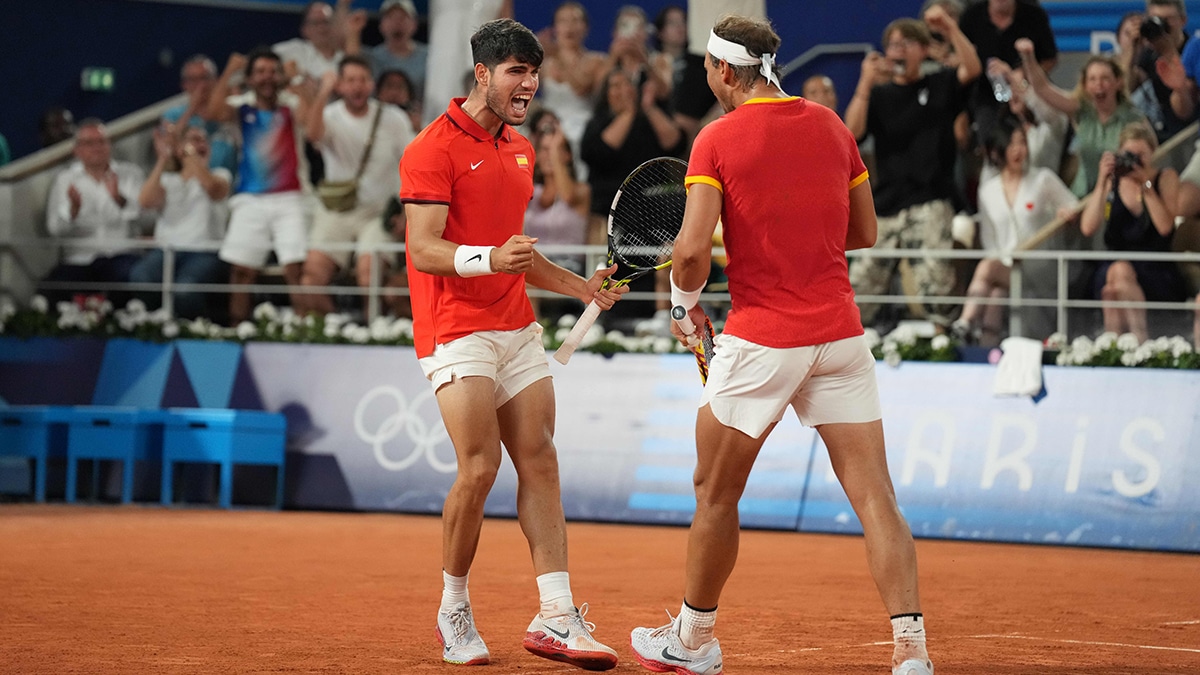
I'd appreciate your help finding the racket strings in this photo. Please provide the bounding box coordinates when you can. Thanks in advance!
[610,160,688,269]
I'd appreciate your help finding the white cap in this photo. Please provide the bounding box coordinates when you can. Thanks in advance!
[380,0,417,17]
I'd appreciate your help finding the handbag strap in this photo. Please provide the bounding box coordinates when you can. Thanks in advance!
[352,103,384,182]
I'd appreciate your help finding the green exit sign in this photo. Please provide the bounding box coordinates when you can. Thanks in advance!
[81,67,115,92]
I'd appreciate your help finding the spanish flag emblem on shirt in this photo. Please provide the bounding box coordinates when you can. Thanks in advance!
[515,154,529,168]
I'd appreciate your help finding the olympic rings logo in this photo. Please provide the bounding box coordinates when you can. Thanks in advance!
[353,385,456,474]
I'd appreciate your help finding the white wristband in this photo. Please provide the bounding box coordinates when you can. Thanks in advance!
[454,245,495,277]
[670,273,704,312]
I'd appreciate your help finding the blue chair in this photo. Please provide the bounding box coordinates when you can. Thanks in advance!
[161,409,287,509]
[0,406,68,502]
[47,407,166,504]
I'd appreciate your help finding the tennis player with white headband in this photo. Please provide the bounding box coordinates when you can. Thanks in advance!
[632,13,934,675]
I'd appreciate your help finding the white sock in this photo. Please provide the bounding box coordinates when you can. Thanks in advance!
[891,613,929,665]
[679,601,717,650]
[441,570,469,611]
[536,571,574,618]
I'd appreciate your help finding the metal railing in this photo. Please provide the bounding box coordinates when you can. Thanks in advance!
[6,237,1199,341]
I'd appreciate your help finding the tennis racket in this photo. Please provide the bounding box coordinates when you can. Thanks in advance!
[553,156,688,364]
[671,306,715,384]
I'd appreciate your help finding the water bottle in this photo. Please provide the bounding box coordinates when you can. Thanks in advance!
[988,71,1012,103]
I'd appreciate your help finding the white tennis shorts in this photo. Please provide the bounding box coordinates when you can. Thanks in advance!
[418,322,549,408]
[219,191,308,268]
[699,333,882,438]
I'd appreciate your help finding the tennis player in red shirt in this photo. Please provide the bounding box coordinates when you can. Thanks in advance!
[400,18,624,671]
[629,15,933,675]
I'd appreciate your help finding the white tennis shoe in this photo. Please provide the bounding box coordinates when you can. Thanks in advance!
[523,602,618,671]
[629,612,723,675]
[436,602,489,666]
[893,657,934,675]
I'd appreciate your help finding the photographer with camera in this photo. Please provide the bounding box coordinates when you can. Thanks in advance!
[1130,0,1194,149]
[1080,122,1189,343]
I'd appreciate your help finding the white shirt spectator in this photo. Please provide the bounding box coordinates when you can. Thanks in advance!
[977,166,1076,265]
[47,160,145,264]
[273,38,344,80]
[152,168,233,246]
[315,99,415,208]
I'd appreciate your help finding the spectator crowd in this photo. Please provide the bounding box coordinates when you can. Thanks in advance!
[25,0,1200,348]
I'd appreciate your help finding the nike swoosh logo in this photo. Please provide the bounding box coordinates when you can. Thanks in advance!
[467,253,482,264]
[660,647,688,662]
[546,625,570,639]
[470,160,484,170]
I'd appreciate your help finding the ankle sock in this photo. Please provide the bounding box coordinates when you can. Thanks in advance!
[891,612,929,665]
[536,571,574,618]
[679,600,717,650]
[440,570,469,611]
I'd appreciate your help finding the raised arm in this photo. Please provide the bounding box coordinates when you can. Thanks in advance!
[207,53,247,123]
[139,128,173,211]
[640,80,682,152]
[925,4,980,85]
[305,71,338,144]
[1080,152,1115,237]
[1017,38,1080,117]
[845,51,885,141]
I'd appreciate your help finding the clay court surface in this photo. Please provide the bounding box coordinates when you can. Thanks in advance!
[2,505,1198,674]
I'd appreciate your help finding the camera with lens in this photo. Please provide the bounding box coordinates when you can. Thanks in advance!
[1113,150,1143,178]
[1139,15,1169,42]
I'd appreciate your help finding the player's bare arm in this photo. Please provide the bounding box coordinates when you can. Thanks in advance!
[526,252,626,308]
[406,202,537,277]
[846,180,879,250]
[669,182,721,342]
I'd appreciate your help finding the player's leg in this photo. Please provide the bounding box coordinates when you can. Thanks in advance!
[799,336,929,675]
[432,372,503,666]
[494,325,617,669]
[819,420,930,675]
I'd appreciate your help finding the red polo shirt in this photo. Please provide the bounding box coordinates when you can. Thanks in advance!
[400,98,537,358]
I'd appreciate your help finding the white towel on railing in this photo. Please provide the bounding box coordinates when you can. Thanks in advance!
[993,336,1045,399]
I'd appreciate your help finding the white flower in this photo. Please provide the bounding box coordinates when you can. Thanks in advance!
[148,308,170,325]
[1120,351,1138,367]
[187,318,209,335]
[282,323,295,338]
[887,324,920,346]
[57,314,76,330]
[554,326,572,344]
[161,321,179,339]
[652,337,675,353]
[862,328,882,350]
[885,351,902,368]
[126,298,147,316]
[30,295,49,314]
[350,326,371,344]
[882,340,899,355]
[236,321,257,340]
[369,316,392,341]
[99,299,113,315]
[1045,332,1067,349]
[207,324,225,339]
[117,313,138,332]
[324,323,340,339]
[1055,351,1069,366]
[253,302,279,322]
[56,301,76,316]
[326,313,350,329]
[1094,332,1117,350]
[1070,335,1093,353]
[557,313,577,328]
[931,334,950,351]
[0,297,15,321]
[84,296,103,310]
[1169,336,1193,358]
[389,317,413,340]
[1116,333,1140,351]
[340,322,358,340]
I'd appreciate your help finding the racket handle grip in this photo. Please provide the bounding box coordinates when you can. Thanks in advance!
[670,305,700,347]
[553,300,602,365]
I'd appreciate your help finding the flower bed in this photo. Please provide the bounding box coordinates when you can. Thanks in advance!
[1,296,1196,368]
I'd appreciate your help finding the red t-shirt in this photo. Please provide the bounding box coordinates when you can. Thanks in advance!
[686,97,868,348]
[400,98,537,358]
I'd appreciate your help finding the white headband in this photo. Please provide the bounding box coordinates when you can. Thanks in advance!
[706,30,782,90]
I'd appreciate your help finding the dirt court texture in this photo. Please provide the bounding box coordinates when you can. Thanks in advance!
[2,505,1198,674]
